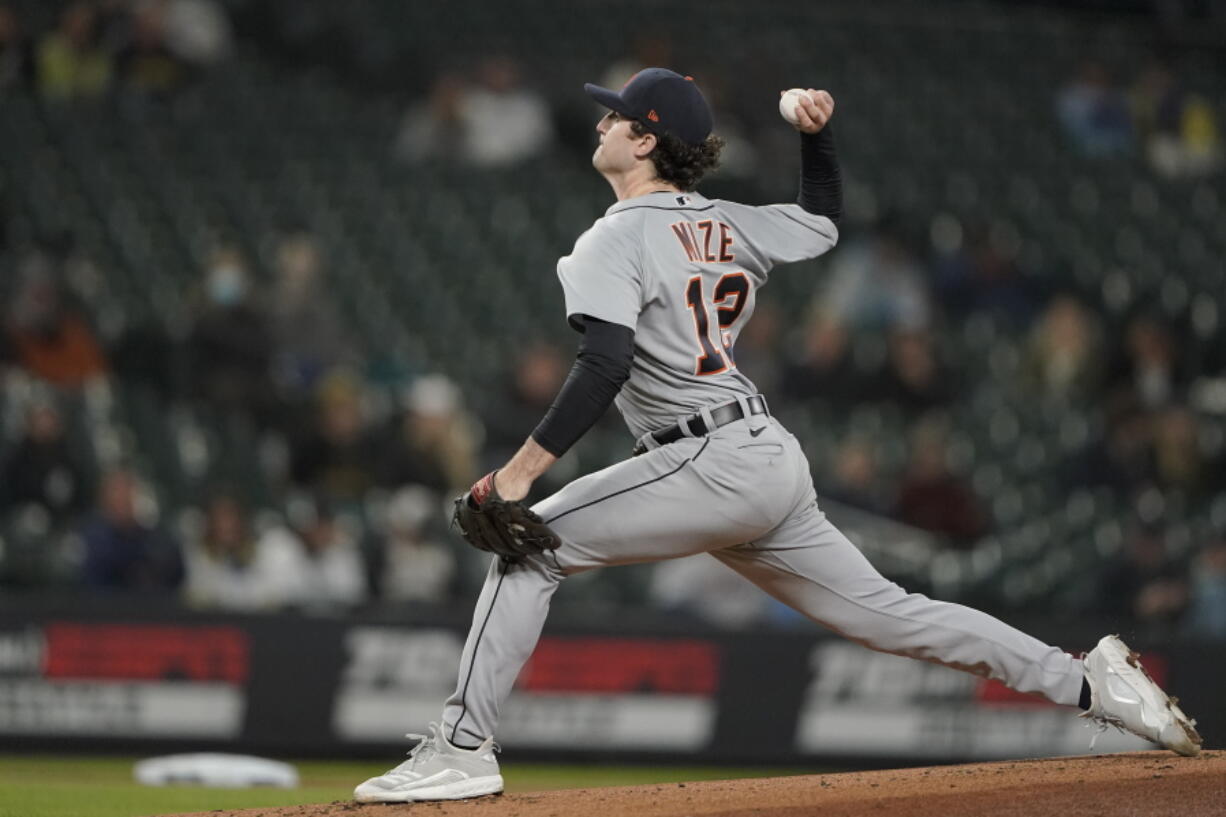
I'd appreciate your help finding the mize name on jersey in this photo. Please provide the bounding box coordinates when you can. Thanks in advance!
[671,220,736,264]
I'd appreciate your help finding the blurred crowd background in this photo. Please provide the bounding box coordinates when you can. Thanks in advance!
[1,0,1225,640]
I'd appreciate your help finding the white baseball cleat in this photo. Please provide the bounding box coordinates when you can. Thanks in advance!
[353,722,504,803]
[1081,634,1202,757]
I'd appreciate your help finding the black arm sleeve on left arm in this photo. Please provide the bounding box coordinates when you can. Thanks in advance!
[797,125,842,225]
[530,316,634,457]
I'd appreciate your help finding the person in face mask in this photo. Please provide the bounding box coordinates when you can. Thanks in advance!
[185,244,279,426]
[205,256,247,306]
[268,231,357,396]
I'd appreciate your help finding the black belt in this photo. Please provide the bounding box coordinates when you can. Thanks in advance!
[633,396,770,456]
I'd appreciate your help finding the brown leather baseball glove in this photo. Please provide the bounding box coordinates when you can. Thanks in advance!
[451,471,561,563]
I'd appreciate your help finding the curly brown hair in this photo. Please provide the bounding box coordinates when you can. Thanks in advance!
[629,120,724,191]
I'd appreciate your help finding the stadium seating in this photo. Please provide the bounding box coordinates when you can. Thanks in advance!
[1,0,1223,613]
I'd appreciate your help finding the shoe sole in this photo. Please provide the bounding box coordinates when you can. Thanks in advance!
[1098,635,1202,757]
[355,774,505,803]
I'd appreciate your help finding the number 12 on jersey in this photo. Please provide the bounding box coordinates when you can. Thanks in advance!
[685,272,749,375]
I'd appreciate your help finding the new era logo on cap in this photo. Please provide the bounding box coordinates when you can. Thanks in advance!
[583,68,713,145]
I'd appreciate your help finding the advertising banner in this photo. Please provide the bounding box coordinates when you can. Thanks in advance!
[0,621,247,739]
[334,629,720,751]
[793,641,1152,759]
[0,601,1218,763]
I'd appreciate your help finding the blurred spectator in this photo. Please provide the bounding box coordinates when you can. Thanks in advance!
[0,398,91,522]
[183,492,283,610]
[931,219,1037,322]
[1107,314,1188,412]
[395,57,553,167]
[161,0,233,66]
[115,1,186,97]
[1023,294,1103,403]
[269,232,356,395]
[378,374,477,494]
[862,329,952,413]
[1133,61,1221,179]
[187,491,370,612]
[820,438,889,515]
[186,244,278,423]
[37,1,112,101]
[481,345,568,465]
[80,468,182,591]
[781,317,854,405]
[1184,540,1226,640]
[269,495,367,609]
[291,371,379,503]
[894,418,986,547]
[394,72,468,164]
[3,256,108,389]
[1056,60,1133,157]
[378,485,456,603]
[1150,406,1207,495]
[1066,408,1153,498]
[1097,524,1188,633]
[0,3,32,92]
[814,217,931,335]
[458,56,554,166]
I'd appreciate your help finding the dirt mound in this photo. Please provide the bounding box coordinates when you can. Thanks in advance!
[170,751,1224,817]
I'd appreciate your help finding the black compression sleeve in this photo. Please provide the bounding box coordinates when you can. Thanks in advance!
[798,126,842,224]
[530,317,634,457]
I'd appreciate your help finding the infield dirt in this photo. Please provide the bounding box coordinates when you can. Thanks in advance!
[169,750,1224,817]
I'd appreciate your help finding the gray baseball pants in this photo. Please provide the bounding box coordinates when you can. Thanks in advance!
[442,407,1085,746]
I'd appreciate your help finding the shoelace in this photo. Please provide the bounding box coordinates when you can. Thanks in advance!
[384,723,501,778]
[405,731,438,761]
[1079,711,1126,751]
[383,726,442,778]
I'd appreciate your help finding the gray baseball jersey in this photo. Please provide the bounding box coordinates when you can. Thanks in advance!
[557,191,836,439]
[439,191,1085,749]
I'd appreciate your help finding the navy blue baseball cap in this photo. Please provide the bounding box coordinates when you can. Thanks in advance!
[584,68,713,146]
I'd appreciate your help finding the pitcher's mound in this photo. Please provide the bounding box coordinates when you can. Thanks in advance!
[172,750,1223,817]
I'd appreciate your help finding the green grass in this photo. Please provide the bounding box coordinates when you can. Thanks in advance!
[0,755,816,817]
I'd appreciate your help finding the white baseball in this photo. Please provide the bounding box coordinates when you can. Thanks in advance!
[779,88,808,126]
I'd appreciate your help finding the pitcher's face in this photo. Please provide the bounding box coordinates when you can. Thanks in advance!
[592,111,650,174]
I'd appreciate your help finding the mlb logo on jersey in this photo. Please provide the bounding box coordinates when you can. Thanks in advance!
[675,195,691,206]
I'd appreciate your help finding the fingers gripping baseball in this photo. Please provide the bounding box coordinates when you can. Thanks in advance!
[781,88,834,134]
[451,470,561,563]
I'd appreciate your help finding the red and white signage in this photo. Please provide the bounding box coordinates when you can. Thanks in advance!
[795,642,1154,759]
[0,622,248,739]
[333,628,720,750]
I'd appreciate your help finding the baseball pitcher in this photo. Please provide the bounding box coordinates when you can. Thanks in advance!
[355,69,1200,803]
